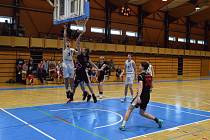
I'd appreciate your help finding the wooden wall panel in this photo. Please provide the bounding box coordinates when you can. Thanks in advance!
[183,58,201,77]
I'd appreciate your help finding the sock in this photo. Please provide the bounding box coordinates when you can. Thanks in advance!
[154,117,159,123]
[122,120,127,127]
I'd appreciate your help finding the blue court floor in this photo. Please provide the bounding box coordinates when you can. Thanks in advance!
[1,98,210,140]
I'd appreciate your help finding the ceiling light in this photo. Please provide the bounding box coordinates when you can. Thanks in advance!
[195,5,200,11]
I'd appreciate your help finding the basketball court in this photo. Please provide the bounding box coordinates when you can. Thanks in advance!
[0,0,210,139]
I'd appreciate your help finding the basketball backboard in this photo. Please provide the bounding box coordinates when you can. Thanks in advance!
[53,0,89,25]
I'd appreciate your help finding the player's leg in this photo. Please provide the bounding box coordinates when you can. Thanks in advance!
[121,84,128,102]
[83,70,97,103]
[139,109,163,128]
[79,82,90,101]
[119,96,138,130]
[128,84,134,99]
[98,81,103,99]
[66,77,79,103]
[97,74,104,99]
[63,62,71,99]
[139,94,163,128]
[86,83,97,103]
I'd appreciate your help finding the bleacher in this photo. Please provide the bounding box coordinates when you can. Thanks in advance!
[0,36,210,83]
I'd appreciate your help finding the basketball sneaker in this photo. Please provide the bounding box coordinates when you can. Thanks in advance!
[87,95,91,102]
[92,94,97,103]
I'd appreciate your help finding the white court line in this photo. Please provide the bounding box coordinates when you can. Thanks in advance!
[0,108,56,140]
[125,118,210,140]
[148,104,210,118]
[50,108,123,129]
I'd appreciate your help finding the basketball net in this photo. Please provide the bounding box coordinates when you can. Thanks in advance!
[75,18,89,33]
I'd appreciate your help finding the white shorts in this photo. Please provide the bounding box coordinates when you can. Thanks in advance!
[63,61,74,79]
[125,73,134,85]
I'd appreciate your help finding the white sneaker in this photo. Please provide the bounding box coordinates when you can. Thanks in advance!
[121,98,126,102]
[99,95,103,99]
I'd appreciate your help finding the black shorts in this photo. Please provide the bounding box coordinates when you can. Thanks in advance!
[98,73,105,83]
[74,70,90,88]
[131,92,150,111]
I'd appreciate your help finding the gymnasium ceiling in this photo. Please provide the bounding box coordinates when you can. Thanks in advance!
[0,0,210,37]
[0,0,210,24]
[111,0,210,23]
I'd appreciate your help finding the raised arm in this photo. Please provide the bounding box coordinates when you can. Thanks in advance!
[75,19,88,55]
[63,24,67,50]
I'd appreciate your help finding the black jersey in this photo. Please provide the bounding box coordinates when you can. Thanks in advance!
[76,54,89,70]
[138,72,152,93]
[116,68,122,75]
[98,62,106,74]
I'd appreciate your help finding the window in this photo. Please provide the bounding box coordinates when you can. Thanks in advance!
[111,29,122,35]
[178,38,186,42]
[190,39,196,44]
[0,16,12,24]
[169,36,176,41]
[70,24,84,31]
[91,27,104,33]
[197,40,205,45]
[126,31,137,37]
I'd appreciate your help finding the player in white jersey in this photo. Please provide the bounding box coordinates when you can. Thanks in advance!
[121,54,136,102]
[63,25,78,102]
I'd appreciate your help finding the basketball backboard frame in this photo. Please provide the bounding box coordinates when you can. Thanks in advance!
[53,0,89,25]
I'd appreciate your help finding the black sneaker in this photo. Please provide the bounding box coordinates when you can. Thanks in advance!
[69,92,74,101]
[92,94,97,103]
[66,91,70,99]
[82,91,88,101]
[87,95,91,102]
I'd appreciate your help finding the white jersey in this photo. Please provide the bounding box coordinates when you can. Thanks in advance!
[125,60,135,74]
[63,48,75,61]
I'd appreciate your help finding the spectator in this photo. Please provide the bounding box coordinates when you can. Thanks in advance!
[22,60,28,82]
[37,61,45,84]
[56,61,63,82]
[116,66,124,81]
[48,58,56,80]
[27,58,35,85]
[43,58,49,78]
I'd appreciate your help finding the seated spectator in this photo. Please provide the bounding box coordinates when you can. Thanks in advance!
[116,66,124,81]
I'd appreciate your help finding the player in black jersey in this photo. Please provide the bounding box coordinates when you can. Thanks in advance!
[97,56,108,99]
[68,31,98,103]
[119,61,163,131]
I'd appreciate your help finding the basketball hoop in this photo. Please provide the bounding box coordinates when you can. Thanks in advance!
[75,18,89,32]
